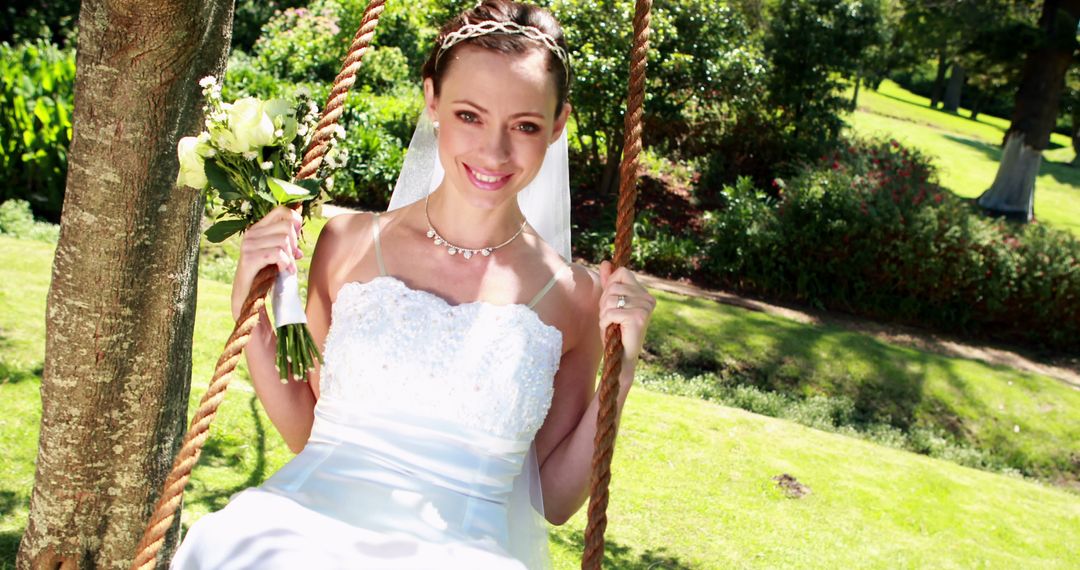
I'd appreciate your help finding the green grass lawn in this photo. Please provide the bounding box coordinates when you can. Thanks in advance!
[3,232,1080,568]
[647,291,1080,485]
[846,80,1080,237]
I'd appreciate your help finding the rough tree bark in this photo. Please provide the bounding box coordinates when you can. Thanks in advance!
[942,62,964,112]
[16,1,234,568]
[977,0,1080,221]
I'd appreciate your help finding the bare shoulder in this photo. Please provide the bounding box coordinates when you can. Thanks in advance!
[565,262,603,311]
[310,211,378,298]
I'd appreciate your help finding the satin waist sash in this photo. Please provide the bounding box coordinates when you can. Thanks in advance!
[260,399,532,548]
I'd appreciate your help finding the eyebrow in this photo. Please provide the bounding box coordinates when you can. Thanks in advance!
[452,99,544,119]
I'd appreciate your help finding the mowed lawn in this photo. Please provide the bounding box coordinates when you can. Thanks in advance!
[846,80,1080,237]
[2,234,1079,568]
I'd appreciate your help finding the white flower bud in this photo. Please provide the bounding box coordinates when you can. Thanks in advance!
[176,136,209,189]
[243,150,258,161]
[260,161,273,170]
[198,76,217,88]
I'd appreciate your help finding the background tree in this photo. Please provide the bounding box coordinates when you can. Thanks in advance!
[977,0,1080,221]
[15,0,234,567]
[895,0,1024,110]
[764,0,882,157]
[1062,66,1080,166]
[554,0,762,199]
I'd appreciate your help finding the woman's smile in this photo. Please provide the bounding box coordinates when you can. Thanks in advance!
[464,163,514,190]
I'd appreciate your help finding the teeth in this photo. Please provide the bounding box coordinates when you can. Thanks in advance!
[472,169,503,183]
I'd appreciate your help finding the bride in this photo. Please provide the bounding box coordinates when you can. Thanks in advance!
[171,1,655,567]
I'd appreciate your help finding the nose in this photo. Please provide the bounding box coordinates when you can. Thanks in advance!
[480,125,511,165]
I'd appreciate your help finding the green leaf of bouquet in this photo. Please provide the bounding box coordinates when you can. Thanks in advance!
[204,218,248,243]
[254,175,277,205]
[267,176,312,205]
[203,160,238,199]
[292,178,321,196]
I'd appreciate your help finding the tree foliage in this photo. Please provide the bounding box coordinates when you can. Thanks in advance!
[764,0,883,157]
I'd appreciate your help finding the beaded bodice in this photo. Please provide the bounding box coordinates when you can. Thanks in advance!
[319,275,562,440]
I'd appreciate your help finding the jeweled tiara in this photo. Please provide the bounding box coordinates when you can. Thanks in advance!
[435,21,571,81]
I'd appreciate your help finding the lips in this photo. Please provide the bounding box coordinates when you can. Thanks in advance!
[464,164,513,191]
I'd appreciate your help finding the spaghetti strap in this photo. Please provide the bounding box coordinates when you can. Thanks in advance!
[527,263,573,309]
[371,213,387,277]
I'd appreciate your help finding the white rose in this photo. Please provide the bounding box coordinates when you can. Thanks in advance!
[227,97,276,152]
[176,136,208,189]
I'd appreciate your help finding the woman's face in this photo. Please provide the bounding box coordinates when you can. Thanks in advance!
[425,44,570,210]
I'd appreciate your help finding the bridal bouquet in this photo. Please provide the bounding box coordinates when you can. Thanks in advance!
[176,75,347,383]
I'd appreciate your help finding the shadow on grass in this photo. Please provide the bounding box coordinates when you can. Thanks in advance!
[0,530,20,569]
[0,358,42,386]
[550,529,694,569]
[646,294,934,431]
[941,134,1080,189]
[642,292,1072,480]
[0,492,16,520]
[186,394,268,513]
[872,90,1005,129]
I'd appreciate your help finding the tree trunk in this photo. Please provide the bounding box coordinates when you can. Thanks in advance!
[978,132,1042,221]
[977,0,1080,221]
[943,63,965,112]
[850,73,862,112]
[599,136,624,204]
[1072,110,1080,167]
[16,1,234,569]
[930,46,948,108]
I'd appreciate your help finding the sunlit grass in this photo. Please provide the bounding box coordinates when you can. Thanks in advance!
[846,80,1080,236]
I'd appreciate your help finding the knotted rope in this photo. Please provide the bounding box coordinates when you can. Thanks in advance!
[581,0,651,567]
[129,2,386,568]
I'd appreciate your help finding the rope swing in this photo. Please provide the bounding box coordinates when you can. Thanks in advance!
[130,0,650,567]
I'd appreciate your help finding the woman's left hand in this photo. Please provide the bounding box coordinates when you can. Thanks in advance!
[598,260,657,369]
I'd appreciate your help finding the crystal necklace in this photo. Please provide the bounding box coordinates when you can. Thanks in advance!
[424,194,528,260]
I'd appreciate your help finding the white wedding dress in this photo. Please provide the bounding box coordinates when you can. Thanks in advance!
[171,214,571,569]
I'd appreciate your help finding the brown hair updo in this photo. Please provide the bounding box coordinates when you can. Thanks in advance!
[421,0,573,116]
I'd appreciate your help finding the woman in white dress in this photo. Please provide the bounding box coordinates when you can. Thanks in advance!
[171,1,656,567]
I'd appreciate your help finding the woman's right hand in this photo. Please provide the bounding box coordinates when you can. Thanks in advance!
[231,205,304,321]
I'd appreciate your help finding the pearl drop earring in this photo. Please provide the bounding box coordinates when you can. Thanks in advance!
[432,120,440,134]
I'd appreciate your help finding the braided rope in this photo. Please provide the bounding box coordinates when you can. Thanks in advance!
[582,0,651,567]
[128,2,386,568]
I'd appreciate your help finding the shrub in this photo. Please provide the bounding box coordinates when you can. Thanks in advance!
[232,0,309,52]
[629,211,699,278]
[253,4,345,85]
[252,1,418,93]
[0,199,59,243]
[698,138,1080,351]
[0,39,75,222]
[324,88,423,209]
[221,49,302,102]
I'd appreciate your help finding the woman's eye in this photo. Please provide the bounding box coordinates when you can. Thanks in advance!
[516,122,540,134]
[456,111,478,123]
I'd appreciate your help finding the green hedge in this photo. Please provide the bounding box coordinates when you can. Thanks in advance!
[624,138,1080,351]
[0,39,75,222]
